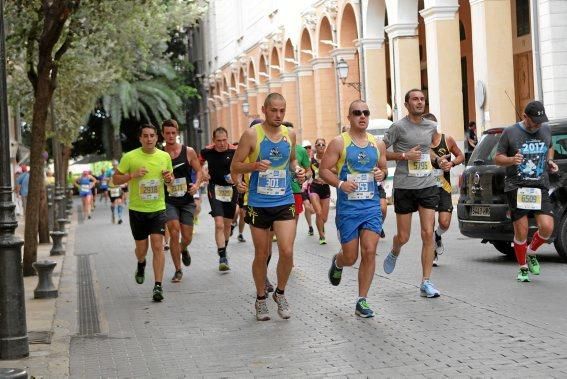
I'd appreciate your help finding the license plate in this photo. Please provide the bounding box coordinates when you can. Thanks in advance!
[471,206,490,217]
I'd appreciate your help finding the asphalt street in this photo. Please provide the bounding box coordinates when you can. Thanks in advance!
[69,198,567,377]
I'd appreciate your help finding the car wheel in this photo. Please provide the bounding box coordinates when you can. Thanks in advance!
[490,240,515,256]
[553,213,567,261]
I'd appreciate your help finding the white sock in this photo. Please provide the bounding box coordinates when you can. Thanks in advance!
[435,227,447,237]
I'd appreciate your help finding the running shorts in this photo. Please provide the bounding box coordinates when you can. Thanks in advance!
[436,189,453,213]
[336,210,383,244]
[166,202,196,226]
[129,209,167,240]
[245,204,295,229]
[207,183,238,219]
[293,193,303,215]
[309,182,331,200]
[505,188,554,222]
[393,186,439,214]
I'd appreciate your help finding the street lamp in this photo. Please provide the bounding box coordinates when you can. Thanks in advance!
[0,0,29,359]
[192,117,200,131]
[335,58,361,93]
[242,100,250,116]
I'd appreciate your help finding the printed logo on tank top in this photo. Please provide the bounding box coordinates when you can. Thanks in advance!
[357,151,370,165]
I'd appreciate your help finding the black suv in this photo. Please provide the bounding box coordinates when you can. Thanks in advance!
[457,120,567,261]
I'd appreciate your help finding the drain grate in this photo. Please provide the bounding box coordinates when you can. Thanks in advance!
[28,330,53,344]
[77,255,101,336]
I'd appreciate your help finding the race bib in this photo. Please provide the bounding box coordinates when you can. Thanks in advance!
[214,185,233,202]
[408,154,433,177]
[139,179,160,201]
[433,169,444,187]
[101,180,108,187]
[517,187,542,210]
[257,170,287,196]
[346,173,375,200]
[80,184,90,193]
[109,187,121,197]
[169,177,187,197]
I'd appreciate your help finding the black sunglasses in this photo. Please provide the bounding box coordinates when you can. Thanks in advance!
[351,109,370,117]
[315,143,326,147]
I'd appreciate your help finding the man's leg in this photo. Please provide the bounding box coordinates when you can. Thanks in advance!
[418,206,436,280]
[149,233,165,283]
[513,216,530,281]
[358,229,379,298]
[526,214,554,276]
[272,219,297,291]
[250,226,271,296]
[213,216,226,248]
[383,212,412,274]
[166,219,182,271]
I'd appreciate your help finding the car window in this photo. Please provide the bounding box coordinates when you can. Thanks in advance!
[469,133,501,164]
[552,134,567,159]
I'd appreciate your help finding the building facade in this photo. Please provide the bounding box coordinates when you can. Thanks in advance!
[195,0,567,148]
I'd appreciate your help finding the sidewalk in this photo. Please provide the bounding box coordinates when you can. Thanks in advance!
[0,210,77,377]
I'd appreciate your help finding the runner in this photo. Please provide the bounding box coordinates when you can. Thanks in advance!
[75,170,97,220]
[112,123,173,302]
[162,119,201,282]
[423,113,465,266]
[309,138,331,244]
[302,140,315,236]
[108,177,126,224]
[382,89,441,298]
[97,168,110,204]
[321,100,388,318]
[200,127,238,271]
[231,92,305,321]
[494,101,558,282]
[90,170,97,209]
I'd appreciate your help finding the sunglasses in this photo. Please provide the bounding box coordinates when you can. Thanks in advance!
[315,143,326,147]
[351,109,370,117]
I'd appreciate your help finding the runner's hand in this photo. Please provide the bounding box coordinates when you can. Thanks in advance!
[134,167,149,178]
[339,180,358,194]
[188,183,199,195]
[439,154,452,172]
[406,145,422,161]
[236,181,247,194]
[295,167,306,183]
[373,167,385,182]
[255,160,272,172]
[513,150,523,165]
[162,170,173,184]
[548,160,559,174]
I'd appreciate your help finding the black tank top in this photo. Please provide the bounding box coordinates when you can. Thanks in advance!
[431,134,451,185]
[165,145,194,205]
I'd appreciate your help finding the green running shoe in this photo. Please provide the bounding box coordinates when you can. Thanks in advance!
[527,255,540,275]
[517,267,530,282]
[328,254,343,286]
[355,298,375,318]
[152,285,164,302]
[319,237,327,245]
[135,267,145,284]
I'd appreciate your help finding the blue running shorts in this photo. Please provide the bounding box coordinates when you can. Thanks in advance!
[335,210,383,244]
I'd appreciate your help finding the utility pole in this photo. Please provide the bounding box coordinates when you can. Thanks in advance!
[0,0,30,359]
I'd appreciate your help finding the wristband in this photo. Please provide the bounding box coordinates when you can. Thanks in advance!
[337,181,344,191]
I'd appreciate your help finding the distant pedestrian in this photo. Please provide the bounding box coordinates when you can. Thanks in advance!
[75,170,97,220]
[466,121,477,152]
[15,165,30,212]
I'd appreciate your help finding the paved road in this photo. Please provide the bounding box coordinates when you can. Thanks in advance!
[70,199,567,377]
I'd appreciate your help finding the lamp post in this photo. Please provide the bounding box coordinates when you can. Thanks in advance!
[0,0,29,359]
[335,58,361,94]
[242,100,250,116]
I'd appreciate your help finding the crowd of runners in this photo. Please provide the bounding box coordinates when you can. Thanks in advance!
[76,90,554,320]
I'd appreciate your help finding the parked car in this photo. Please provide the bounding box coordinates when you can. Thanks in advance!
[457,120,567,261]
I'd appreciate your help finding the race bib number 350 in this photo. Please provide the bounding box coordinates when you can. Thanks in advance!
[346,173,375,200]
[139,179,160,201]
[257,170,287,196]
[408,153,433,177]
[517,187,542,210]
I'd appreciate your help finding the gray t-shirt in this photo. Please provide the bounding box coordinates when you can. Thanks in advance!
[383,116,437,189]
[496,122,552,192]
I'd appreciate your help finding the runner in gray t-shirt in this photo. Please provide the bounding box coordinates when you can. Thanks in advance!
[381,89,442,298]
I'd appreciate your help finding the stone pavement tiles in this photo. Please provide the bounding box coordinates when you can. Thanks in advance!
[70,202,567,377]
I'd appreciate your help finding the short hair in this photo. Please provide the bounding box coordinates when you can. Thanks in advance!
[404,89,424,103]
[315,138,326,145]
[213,127,228,139]
[264,92,286,108]
[469,121,476,127]
[422,113,437,122]
[348,99,367,115]
[138,123,158,137]
[282,121,293,128]
[162,119,179,130]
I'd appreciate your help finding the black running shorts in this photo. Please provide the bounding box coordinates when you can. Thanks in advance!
[129,209,167,241]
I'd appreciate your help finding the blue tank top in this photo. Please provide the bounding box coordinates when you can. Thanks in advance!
[335,132,381,214]
[78,176,92,195]
[247,124,294,207]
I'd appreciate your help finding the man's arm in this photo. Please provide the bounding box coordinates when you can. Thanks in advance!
[319,136,343,188]
[231,128,263,175]
[447,135,465,166]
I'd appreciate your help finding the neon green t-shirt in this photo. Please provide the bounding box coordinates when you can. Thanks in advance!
[118,147,173,213]
[292,145,310,194]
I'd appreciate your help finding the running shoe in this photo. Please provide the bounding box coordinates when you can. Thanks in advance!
[230,222,236,237]
[87,215,91,220]
[237,234,246,243]
[435,234,444,255]
[380,229,385,239]
[355,298,375,318]
[255,298,270,321]
[308,226,314,236]
[181,248,191,266]
[193,216,200,225]
[164,244,170,251]
[118,219,123,224]
[517,267,530,282]
[135,266,145,284]
[272,292,291,319]
[319,237,327,245]
[265,277,274,293]
[152,285,164,302]
[527,255,540,275]
[433,252,439,267]
[420,280,441,298]
[383,252,398,274]
[219,257,230,272]
[328,254,343,286]
[171,270,183,283]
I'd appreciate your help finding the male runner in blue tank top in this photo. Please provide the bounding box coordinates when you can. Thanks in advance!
[320,100,388,318]
[231,93,306,321]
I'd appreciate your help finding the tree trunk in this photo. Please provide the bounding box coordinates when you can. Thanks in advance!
[112,127,123,159]
[38,185,49,243]
[62,145,71,185]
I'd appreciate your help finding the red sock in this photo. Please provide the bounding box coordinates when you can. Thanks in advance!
[514,240,527,266]
[529,231,547,252]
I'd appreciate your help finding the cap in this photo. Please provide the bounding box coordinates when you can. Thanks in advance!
[525,101,548,124]
[302,140,312,148]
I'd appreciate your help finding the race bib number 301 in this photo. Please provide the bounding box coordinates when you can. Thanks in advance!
[517,187,542,210]
[346,173,375,200]
[408,153,433,177]
[257,170,287,196]
[139,179,160,201]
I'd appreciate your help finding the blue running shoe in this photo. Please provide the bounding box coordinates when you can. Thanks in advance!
[355,298,375,318]
[420,280,440,298]
[383,252,398,274]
